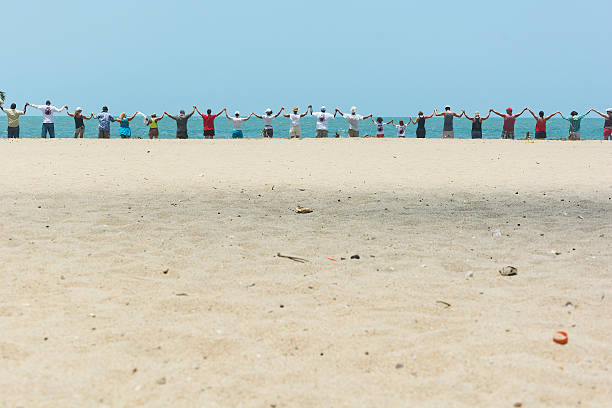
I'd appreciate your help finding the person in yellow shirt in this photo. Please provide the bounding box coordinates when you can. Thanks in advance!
[1,102,27,138]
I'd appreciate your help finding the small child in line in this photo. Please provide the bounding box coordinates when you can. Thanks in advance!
[371,117,393,138]
[392,119,408,138]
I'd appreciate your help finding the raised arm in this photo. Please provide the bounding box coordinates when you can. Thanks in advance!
[544,111,560,121]
[252,113,263,119]
[514,108,528,118]
[84,113,93,120]
[590,109,608,118]
[245,113,253,120]
[489,109,504,117]
[186,107,196,118]
[526,108,538,119]
[453,110,464,118]
[66,108,75,117]
[274,107,284,117]
[434,108,444,117]
[384,119,393,125]
[363,114,373,120]
[128,112,138,121]
[300,105,312,117]
[216,107,226,117]
[481,112,491,120]
[335,108,344,116]
[23,104,28,114]
[464,112,474,121]
[194,106,203,116]
[225,111,232,120]
[164,111,177,120]
[369,116,376,124]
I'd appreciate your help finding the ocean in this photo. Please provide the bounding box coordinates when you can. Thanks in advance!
[0,115,608,140]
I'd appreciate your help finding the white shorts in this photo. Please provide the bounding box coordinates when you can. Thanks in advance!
[289,126,301,137]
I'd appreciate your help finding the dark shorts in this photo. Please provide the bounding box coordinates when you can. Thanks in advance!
[8,126,19,138]
[315,129,328,138]
[535,131,547,139]
[176,132,188,139]
[98,129,110,138]
[263,128,273,138]
[203,129,215,138]
[149,128,159,137]
[416,129,426,138]
[471,130,482,139]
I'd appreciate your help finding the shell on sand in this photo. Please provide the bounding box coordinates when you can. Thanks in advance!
[499,266,518,276]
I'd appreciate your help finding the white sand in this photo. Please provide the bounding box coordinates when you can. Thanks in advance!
[0,139,611,407]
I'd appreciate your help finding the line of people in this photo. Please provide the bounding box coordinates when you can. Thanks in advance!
[2,100,612,140]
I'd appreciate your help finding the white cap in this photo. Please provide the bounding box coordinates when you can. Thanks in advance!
[76,107,83,112]
[320,106,326,111]
[351,106,357,113]
[607,108,612,113]
[266,108,272,114]
[235,111,240,116]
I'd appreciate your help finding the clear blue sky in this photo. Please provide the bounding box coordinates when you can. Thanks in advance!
[3,0,611,116]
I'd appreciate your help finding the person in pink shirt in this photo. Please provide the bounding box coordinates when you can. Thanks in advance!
[490,107,527,139]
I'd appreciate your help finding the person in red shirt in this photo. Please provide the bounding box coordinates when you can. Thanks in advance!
[194,106,226,139]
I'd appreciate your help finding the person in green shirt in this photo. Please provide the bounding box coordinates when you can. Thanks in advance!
[1,102,27,138]
[560,109,593,140]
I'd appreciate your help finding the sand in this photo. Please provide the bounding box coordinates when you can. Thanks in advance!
[0,139,611,407]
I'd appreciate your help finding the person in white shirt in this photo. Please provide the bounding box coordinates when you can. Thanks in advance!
[283,105,311,138]
[253,107,284,138]
[335,106,372,137]
[225,110,253,138]
[311,106,336,138]
[26,100,67,138]
[391,119,409,138]
[370,116,393,138]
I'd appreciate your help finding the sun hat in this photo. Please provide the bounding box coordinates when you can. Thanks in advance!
[76,107,82,112]
[266,108,272,114]
[293,107,299,111]
[151,113,157,117]
[321,106,326,111]
[350,106,357,113]
[606,108,612,113]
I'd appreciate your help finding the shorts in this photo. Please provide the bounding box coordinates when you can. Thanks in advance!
[348,129,359,138]
[176,131,188,139]
[75,125,85,131]
[471,130,482,139]
[98,129,110,138]
[149,128,159,137]
[501,130,514,139]
[376,134,384,138]
[119,128,131,138]
[535,131,547,139]
[262,128,273,138]
[232,130,243,138]
[7,126,19,138]
[315,129,328,138]
[603,128,612,138]
[568,131,580,140]
[289,126,301,137]
[416,129,426,138]
[203,129,215,138]
[442,130,454,139]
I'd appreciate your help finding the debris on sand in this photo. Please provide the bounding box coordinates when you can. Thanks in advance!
[156,377,167,385]
[350,255,360,260]
[436,300,451,308]
[295,206,313,214]
[162,269,169,274]
[499,266,518,276]
[277,253,309,263]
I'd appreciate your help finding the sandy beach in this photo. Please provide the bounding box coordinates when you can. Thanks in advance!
[0,139,611,407]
